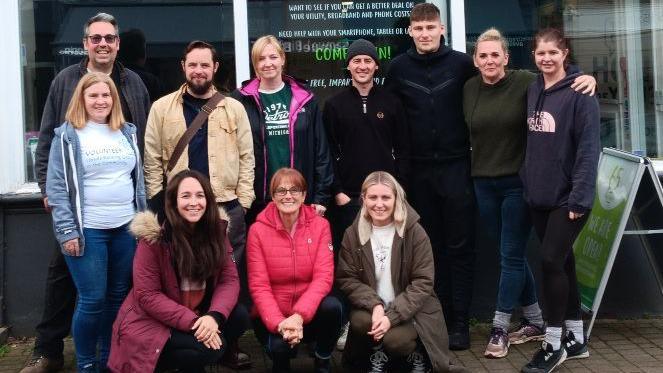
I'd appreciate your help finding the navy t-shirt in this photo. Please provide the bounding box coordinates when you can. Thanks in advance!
[182,93,209,177]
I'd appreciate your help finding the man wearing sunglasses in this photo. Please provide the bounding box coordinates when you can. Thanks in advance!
[24,12,149,373]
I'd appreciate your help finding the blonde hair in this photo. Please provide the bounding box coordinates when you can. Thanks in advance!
[360,171,407,226]
[474,27,509,56]
[65,72,125,130]
[251,35,286,77]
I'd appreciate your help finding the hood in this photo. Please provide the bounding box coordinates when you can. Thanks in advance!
[130,211,162,243]
[531,66,582,128]
[356,203,420,245]
[129,208,230,244]
[238,75,311,96]
[254,202,317,231]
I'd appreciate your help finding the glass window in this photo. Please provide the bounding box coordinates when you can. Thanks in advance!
[19,0,234,182]
[246,0,438,103]
[465,0,663,158]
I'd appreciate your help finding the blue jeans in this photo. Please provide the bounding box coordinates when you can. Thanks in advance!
[474,175,537,313]
[64,224,136,372]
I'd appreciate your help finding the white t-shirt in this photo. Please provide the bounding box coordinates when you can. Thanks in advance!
[76,121,136,229]
[370,223,396,305]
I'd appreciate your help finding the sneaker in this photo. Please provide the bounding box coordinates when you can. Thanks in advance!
[368,345,389,373]
[220,341,252,369]
[19,355,64,373]
[448,324,470,351]
[521,342,567,373]
[484,327,509,358]
[407,350,430,373]
[336,322,349,351]
[563,331,589,360]
[509,319,545,345]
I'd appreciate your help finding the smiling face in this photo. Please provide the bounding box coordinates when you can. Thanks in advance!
[256,43,285,82]
[474,40,509,84]
[408,19,445,54]
[83,82,112,123]
[83,21,119,71]
[176,177,207,226]
[272,181,306,217]
[534,40,568,78]
[182,47,218,96]
[348,55,378,86]
[363,183,395,227]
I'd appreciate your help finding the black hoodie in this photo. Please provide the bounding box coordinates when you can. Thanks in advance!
[522,69,600,213]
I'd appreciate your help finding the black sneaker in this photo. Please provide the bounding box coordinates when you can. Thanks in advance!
[563,331,589,360]
[368,345,389,373]
[407,348,430,373]
[521,341,567,373]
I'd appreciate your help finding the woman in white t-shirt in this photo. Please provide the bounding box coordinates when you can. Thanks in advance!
[46,72,145,372]
[337,171,466,373]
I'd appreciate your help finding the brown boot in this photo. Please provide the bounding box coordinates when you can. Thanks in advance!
[220,341,252,370]
[19,356,64,373]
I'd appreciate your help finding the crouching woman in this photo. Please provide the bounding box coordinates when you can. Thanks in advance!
[108,170,240,372]
[336,171,468,373]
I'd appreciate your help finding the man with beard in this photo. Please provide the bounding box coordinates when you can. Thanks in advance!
[143,40,255,368]
[22,12,149,373]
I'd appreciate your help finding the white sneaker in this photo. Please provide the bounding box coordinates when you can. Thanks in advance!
[336,322,349,350]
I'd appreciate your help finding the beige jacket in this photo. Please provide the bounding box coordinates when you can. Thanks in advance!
[144,84,255,208]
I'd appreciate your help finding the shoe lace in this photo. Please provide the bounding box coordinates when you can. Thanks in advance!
[407,351,426,370]
[25,356,44,367]
[369,350,388,372]
[489,328,507,345]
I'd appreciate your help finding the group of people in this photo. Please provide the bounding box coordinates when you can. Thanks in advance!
[24,2,600,373]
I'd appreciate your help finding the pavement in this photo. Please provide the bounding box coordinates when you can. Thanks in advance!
[1,318,663,372]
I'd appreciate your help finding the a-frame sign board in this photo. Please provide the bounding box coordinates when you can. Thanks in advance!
[573,148,663,338]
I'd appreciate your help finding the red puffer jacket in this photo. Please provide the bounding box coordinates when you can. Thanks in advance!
[247,202,334,333]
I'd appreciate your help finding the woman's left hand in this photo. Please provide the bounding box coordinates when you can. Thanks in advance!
[311,204,327,217]
[569,211,584,220]
[192,315,220,344]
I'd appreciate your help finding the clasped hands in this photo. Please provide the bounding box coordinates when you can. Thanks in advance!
[367,304,391,342]
[278,313,304,347]
[192,315,222,350]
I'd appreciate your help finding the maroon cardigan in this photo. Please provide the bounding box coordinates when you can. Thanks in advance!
[108,212,239,372]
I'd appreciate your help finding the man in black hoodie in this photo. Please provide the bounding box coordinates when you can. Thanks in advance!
[385,3,476,350]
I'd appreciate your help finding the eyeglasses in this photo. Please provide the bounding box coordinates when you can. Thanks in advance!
[86,34,118,44]
[274,187,303,197]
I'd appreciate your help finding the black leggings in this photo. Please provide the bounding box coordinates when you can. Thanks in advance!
[531,208,588,328]
[156,329,225,373]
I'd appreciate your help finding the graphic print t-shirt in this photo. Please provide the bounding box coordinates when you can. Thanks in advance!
[76,121,136,229]
[260,83,292,183]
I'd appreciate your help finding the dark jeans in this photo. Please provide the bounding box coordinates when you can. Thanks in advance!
[33,243,76,359]
[64,224,136,371]
[157,329,226,373]
[253,295,343,361]
[327,199,360,320]
[408,160,476,330]
[474,175,537,313]
[531,208,588,327]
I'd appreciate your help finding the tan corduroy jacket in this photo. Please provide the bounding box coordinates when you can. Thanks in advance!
[144,84,255,208]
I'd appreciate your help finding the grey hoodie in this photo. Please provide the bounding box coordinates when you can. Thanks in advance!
[46,122,146,255]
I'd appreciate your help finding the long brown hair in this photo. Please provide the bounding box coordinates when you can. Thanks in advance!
[64,72,125,130]
[164,170,226,281]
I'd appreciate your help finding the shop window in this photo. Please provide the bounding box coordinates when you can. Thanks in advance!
[465,0,663,158]
[19,0,234,183]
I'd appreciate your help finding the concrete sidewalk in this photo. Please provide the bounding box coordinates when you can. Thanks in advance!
[1,319,662,372]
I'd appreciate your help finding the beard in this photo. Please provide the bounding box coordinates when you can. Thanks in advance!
[186,77,213,96]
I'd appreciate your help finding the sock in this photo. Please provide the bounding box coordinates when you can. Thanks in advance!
[565,319,585,344]
[522,302,544,329]
[492,311,511,332]
[544,327,562,350]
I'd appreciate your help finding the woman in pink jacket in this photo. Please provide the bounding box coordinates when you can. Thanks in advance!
[108,170,245,372]
[247,167,342,373]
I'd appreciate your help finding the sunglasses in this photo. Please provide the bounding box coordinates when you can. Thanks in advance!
[86,34,118,44]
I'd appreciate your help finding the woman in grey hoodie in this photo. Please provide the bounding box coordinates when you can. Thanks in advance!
[520,28,600,373]
[46,72,145,372]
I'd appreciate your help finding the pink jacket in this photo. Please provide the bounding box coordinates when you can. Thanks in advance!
[108,212,239,372]
[247,202,334,333]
